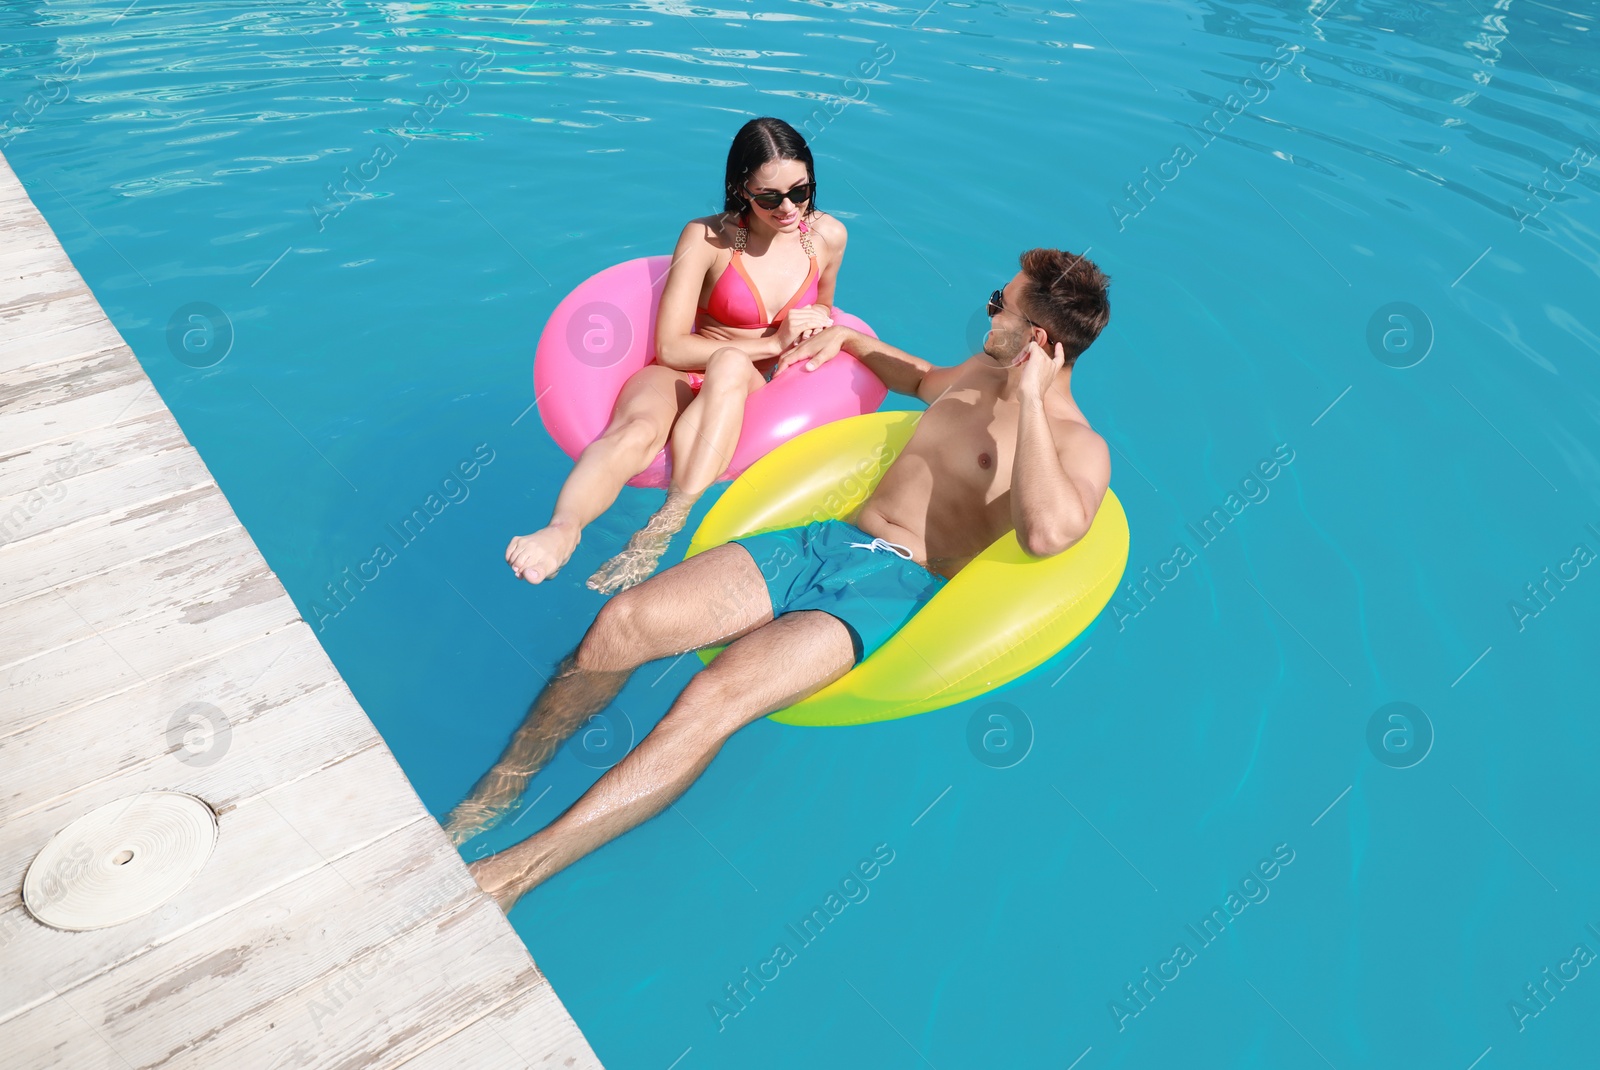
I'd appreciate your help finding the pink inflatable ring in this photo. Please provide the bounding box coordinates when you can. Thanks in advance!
[534,255,886,488]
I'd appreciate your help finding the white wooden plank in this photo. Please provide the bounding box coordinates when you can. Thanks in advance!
[0,522,270,674]
[0,819,483,1069]
[0,215,62,259]
[0,482,239,607]
[0,405,182,497]
[0,740,418,1020]
[0,350,166,454]
[1,566,301,738]
[0,657,381,893]
[0,280,96,331]
[0,319,128,378]
[1,622,334,821]
[396,979,605,1070]
[0,286,105,335]
[0,236,73,279]
[0,413,207,549]
[165,896,547,1070]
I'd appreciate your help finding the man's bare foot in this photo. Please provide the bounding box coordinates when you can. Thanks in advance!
[586,492,695,594]
[507,522,579,584]
[469,851,534,912]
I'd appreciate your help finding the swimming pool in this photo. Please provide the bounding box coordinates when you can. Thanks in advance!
[4,0,1598,1065]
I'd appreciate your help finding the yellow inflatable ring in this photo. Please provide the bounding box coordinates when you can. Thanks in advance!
[683,410,1131,727]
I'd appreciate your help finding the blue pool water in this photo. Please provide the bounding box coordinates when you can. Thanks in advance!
[6,0,1600,1066]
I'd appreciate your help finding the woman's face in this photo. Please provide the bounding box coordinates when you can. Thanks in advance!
[742,158,812,232]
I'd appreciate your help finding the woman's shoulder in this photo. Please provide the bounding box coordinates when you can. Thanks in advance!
[806,210,848,254]
[681,212,743,249]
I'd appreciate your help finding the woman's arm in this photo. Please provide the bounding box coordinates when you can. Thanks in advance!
[654,220,784,370]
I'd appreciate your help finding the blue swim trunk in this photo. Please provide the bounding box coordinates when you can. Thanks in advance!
[731,519,948,665]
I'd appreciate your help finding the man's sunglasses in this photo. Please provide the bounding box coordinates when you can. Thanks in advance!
[746,182,813,210]
[987,287,1046,334]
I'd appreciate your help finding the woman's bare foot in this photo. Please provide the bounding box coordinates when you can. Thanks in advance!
[469,851,536,912]
[586,492,696,594]
[442,768,530,846]
[506,522,579,584]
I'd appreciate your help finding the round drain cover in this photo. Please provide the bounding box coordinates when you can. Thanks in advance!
[23,791,218,931]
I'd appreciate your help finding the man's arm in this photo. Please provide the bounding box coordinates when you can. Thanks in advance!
[775,325,970,402]
[1011,343,1110,557]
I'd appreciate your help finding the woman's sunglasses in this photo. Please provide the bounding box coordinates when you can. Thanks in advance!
[745,182,813,210]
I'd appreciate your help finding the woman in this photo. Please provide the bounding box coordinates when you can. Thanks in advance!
[506,117,848,594]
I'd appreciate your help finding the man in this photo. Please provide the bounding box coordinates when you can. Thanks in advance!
[451,248,1112,910]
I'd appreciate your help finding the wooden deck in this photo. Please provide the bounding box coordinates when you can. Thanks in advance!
[0,150,603,1069]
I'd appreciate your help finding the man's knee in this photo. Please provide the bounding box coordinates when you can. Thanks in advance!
[669,667,762,740]
[576,591,646,672]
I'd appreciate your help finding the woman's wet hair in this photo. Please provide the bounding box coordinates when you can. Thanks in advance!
[723,117,816,216]
[1017,248,1111,364]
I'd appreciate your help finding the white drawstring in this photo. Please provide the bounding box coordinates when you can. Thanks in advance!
[847,536,915,560]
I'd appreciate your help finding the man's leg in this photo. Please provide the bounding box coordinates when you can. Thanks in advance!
[443,543,775,844]
[470,609,856,910]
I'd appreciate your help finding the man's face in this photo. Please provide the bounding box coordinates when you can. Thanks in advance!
[981,273,1038,365]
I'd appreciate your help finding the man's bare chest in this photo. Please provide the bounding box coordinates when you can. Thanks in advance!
[910,389,1020,493]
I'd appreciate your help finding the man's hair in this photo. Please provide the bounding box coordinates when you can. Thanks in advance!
[1017,248,1111,364]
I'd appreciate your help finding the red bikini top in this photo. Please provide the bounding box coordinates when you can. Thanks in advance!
[697,215,819,330]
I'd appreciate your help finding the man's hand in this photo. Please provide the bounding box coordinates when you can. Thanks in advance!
[774,304,834,351]
[1016,339,1066,401]
[774,323,858,377]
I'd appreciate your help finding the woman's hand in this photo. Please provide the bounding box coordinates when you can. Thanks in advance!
[774,304,834,350]
[774,324,857,377]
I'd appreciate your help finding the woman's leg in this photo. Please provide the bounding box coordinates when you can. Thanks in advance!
[587,348,766,593]
[669,348,766,497]
[508,365,692,584]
